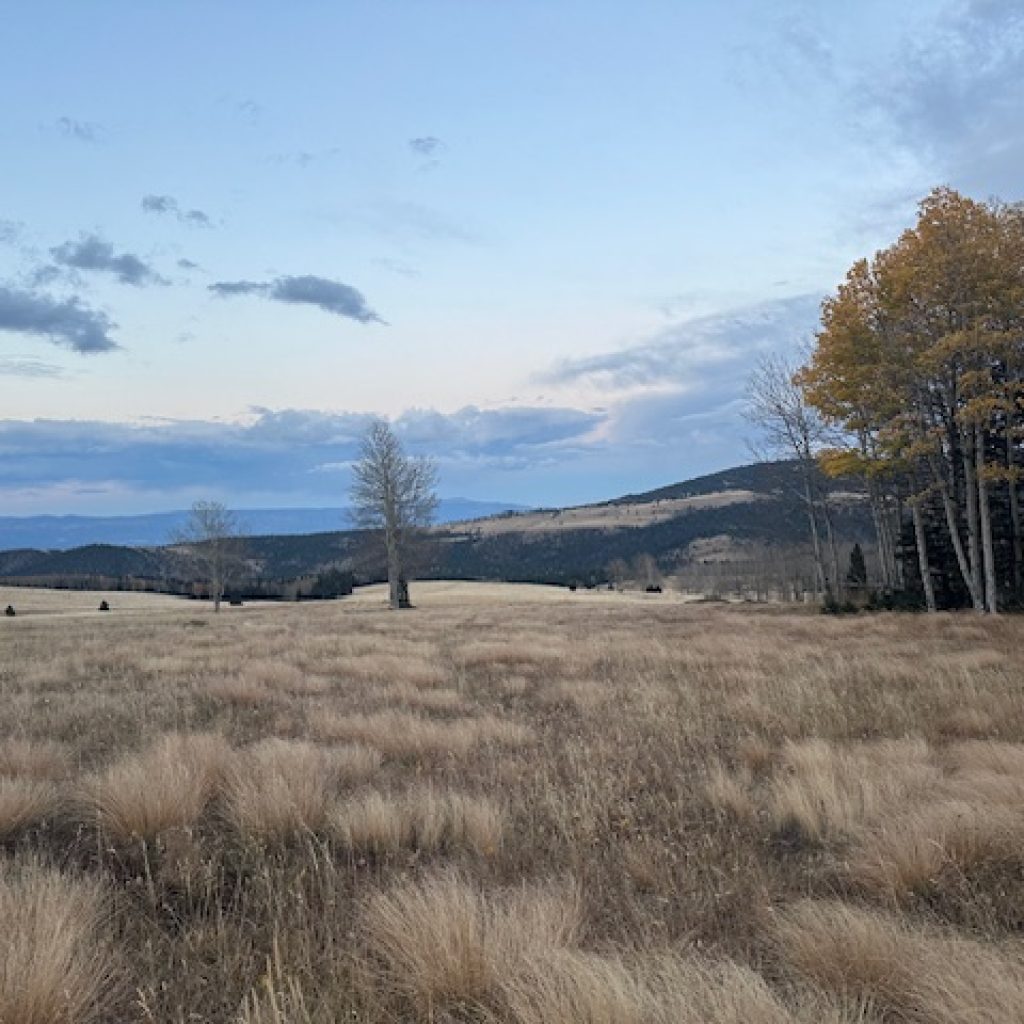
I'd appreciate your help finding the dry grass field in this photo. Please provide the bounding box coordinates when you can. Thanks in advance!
[2,581,1024,1023]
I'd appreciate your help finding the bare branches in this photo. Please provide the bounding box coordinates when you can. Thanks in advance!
[350,421,438,609]
[172,500,246,612]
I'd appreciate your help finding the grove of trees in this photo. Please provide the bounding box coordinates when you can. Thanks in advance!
[791,186,1024,613]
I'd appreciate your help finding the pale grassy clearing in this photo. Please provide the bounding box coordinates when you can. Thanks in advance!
[444,490,761,534]
[1,583,1023,1021]
[0,584,193,617]
[344,578,701,606]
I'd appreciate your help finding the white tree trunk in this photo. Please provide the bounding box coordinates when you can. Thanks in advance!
[962,433,985,606]
[929,455,984,611]
[911,501,937,613]
[976,426,998,613]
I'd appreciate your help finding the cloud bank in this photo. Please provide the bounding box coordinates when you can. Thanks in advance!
[0,357,64,378]
[0,403,601,513]
[209,274,382,323]
[878,3,1024,187]
[0,291,828,512]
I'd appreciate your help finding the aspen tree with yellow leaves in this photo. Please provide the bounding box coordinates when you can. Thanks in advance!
[799,187,1024,612]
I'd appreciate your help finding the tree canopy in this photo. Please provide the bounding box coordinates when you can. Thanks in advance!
[798,187,1024,612]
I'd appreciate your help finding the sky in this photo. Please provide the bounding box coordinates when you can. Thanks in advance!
[2,0,1023,514]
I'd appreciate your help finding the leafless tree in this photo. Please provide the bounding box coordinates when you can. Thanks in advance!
[173,500,246,612]
[606,558,630,590]
[745,353,839,598]
[350,420,438,610]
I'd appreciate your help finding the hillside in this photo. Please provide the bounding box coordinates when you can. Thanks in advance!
[0,460,873,586]
[0,498,524,551]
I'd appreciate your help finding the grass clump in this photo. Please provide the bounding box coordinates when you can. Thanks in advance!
[0,778,62,840]
[776,898,1024,1024]
[362,871,579,1016]
[224,739,379,840]
[81,731,231,841]
[0,858,118,1024]
[333,787,504,857]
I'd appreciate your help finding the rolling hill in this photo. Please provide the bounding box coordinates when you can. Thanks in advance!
[0,498,525,551]
[0,461,873,588]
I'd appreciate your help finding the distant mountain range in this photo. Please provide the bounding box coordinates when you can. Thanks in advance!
[0,499,525,552]
[0,461,875,587]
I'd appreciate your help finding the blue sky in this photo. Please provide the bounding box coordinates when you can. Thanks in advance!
[2,0,1022,514]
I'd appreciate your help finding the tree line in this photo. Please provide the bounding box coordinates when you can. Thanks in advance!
[755,187,1024,613]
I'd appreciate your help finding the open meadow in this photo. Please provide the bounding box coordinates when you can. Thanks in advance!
[2,582,1024,1023]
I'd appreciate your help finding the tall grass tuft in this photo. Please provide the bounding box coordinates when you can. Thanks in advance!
[332,787,504,856]
[0,778,62,840]
[0,858,118,1024]
[224,739,379,840]
[362,871,580,1016]
[81,731,231,841]
[775,899,1024,1024]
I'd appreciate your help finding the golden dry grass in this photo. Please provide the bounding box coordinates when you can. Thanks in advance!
[332,786,504,856]
[312,708,531,757]
[223,738,381,839]
[0,778,62,840]
[81,731,231,841]
[495,951,816,1024]
[3,583,1024,1022]
[362,871,580,1016]
[0,858,118,1024]
[776,899,1024,1024]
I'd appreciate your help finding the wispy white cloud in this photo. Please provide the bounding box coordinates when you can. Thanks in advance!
[545,294,821,393]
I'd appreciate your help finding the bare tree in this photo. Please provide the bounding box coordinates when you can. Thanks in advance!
[606,558,630,590]
[632,552,662,590]
[745,353,839,599]
[173,500,246,612]
[350,420,438,610]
